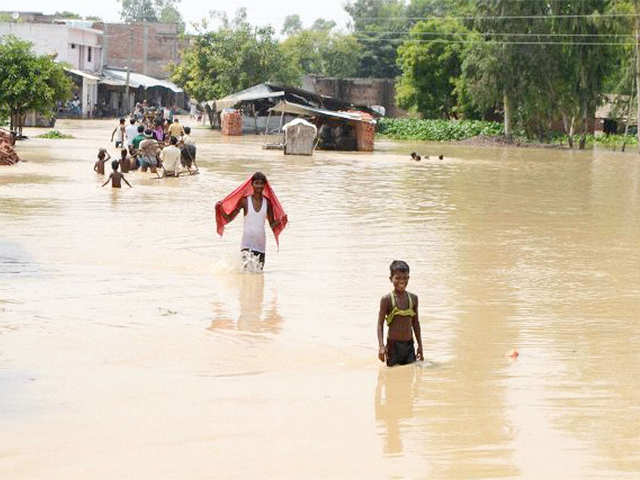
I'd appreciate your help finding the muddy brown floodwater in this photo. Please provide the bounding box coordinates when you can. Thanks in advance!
[1,118,639,479]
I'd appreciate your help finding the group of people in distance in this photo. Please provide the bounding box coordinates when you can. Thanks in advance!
[97,113,198,188]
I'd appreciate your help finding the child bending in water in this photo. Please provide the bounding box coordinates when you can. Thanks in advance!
[102,160,132,189]
[94,148,111,175]
[377,260,423,366]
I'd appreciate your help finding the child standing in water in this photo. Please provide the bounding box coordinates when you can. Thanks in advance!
[377,260,423,366]
[102,160,132,189]
[119,148,130,173]
[94,148,111,174]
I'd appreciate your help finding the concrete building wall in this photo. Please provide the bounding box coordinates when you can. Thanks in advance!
[303,75,407,118]
[0,23,102,72]
[96,22,179,80]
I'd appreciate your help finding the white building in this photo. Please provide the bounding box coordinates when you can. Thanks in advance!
[0,22,103,117]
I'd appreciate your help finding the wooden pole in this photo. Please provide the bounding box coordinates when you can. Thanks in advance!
[635,2,640,152]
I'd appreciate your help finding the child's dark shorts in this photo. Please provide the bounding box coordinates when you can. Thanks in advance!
[386,339,416,367]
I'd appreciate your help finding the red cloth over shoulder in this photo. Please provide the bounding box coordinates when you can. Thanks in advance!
[215,176,288,247]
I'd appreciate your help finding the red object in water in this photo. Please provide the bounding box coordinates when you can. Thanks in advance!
[215,176,288,247]
[508,349,519,359]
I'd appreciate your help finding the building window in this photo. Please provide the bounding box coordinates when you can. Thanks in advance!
[88,47,92,63]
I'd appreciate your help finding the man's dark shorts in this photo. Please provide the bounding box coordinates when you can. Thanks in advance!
[241,248,265,271]
[386,339,416,367]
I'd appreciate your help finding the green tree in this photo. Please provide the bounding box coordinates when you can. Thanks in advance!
[396,18,469,118]
[311,18,337,31]
[0,13,18,22]
[54,11,83,19]
[461,0,557,141]
[281,14,303,36]
[548,0,617,148]
[119,0,183,27]
[158,3,185,33]
[281,29,361,79]
[345,0,408,77]
[0,36,72,133]
[119,0,158,22]
[170,13,298,101]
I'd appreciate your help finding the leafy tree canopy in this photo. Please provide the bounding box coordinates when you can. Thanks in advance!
[281,28,361,79]
[119,0,184,30]
[281,14,303,36]
[345,0,408,77]
[396,18,469,118]
[170,10,298,101]
[0,36,72,130]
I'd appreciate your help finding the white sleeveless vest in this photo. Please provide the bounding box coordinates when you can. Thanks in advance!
[241,195,267,253]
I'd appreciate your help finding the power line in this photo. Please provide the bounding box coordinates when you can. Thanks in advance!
[353,31,634,38]
[353,13,639,21]
[353,38,634,46]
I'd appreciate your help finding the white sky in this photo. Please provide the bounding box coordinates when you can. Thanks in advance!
[10,0,353,33]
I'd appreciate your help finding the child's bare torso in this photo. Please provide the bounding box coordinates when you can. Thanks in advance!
[96,159,107,174]
[110,172,124,188]
[385,292,417,341]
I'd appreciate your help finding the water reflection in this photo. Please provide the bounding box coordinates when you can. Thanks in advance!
[209,273,282,334]
[375,365,419,455]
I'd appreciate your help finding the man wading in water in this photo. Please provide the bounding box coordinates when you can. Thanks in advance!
[215,172,287,271]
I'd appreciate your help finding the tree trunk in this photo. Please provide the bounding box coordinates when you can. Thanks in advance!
[562,112,575,149]
[503,90,512,142]
[635,5,640,153]
[579,103,588,150]
[578,78,588,150]
[622,94,633,152]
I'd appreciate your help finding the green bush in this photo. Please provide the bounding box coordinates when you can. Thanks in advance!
[377,119,639,148]
[377,118,504,141]
[551,133,638,147]
[36,130,74,139]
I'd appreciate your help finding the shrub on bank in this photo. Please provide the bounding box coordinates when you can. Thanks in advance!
[377,118,504,141]
[377,118,640,148]
[36,130,74,139]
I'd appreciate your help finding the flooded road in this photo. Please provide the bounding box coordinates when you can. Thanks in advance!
[1,118,639,478]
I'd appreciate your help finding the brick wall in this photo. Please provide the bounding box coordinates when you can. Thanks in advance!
[94,22,180,79]
[303,76,407,118]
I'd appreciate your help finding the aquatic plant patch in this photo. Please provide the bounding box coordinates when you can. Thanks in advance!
[36,130,74,139]
[377,118,504,141]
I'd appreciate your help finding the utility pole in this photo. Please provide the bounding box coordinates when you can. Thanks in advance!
[125,25,133,115]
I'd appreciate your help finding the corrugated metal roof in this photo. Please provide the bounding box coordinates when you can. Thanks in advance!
[64,68,101,81]
[102,69,183,92]
[270,100,375,124]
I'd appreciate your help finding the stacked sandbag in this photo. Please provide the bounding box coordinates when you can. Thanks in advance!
[221,109,243,136]
[351,112,376,152]
[0,130,19,166]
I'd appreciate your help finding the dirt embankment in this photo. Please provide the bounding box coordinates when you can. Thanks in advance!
[0,129,20,165]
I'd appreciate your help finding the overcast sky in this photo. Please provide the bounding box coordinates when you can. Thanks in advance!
[11,0,353,32]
